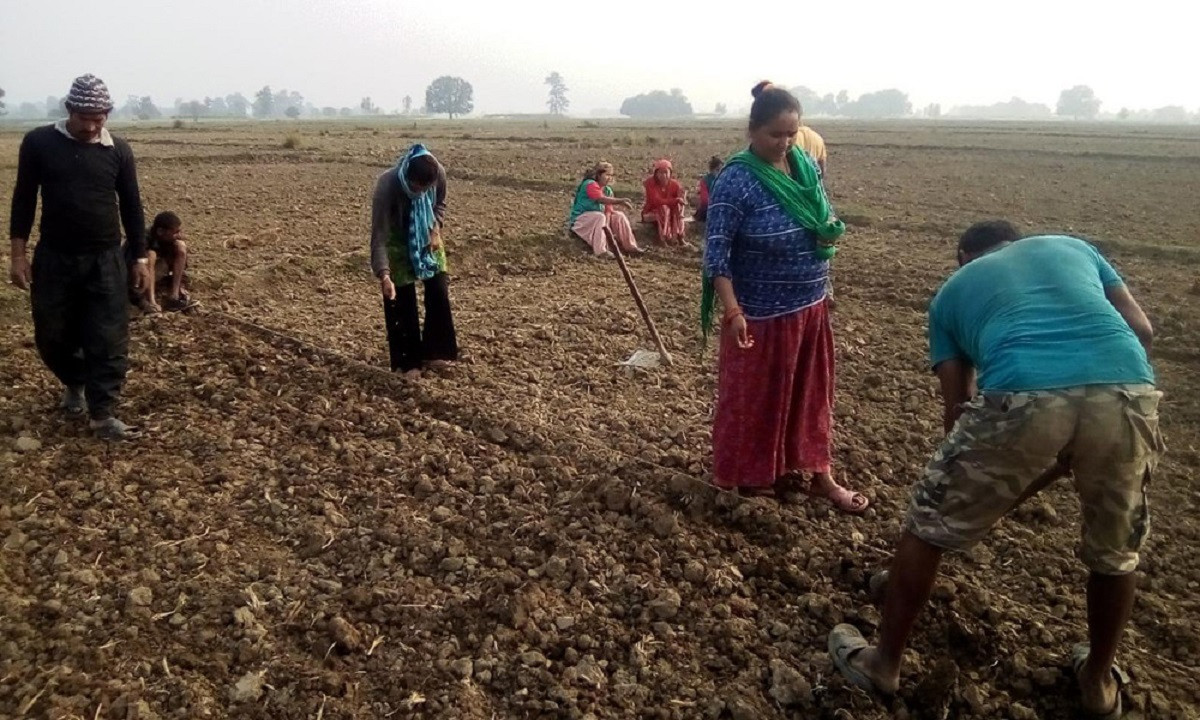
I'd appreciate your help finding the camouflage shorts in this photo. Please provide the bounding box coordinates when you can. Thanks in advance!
[906,384,1165,575]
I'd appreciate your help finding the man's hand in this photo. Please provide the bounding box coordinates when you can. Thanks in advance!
[621,199,635,212]
[429,227,443,252]
[380,274,397,301]
[130,260,150,293]
[935,358,976,435]
[1105,284,1153,352]
[9,251,31,290]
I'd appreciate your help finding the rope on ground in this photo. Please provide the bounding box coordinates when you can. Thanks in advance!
[204,308,1199,680]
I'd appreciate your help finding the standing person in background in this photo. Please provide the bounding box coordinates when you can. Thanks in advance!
[370,144,458,379]
[701,81,865,512]
[796,125,827,176]
[8,74,147,441]
[694,155,724,223]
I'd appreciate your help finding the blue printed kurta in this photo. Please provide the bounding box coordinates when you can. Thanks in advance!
[703,161,830,319]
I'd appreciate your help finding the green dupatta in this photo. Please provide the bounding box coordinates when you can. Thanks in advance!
[700,146,845,340]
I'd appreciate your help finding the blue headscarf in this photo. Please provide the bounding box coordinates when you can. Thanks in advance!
[397,144,440,281]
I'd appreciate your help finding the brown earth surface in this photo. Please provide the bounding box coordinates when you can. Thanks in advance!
[1,119,1199,719]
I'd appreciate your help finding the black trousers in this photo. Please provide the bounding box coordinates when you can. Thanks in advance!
[383,272,458,372]
[31,245,130,420]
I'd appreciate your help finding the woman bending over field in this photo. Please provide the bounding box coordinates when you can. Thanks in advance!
[369,144,458,378]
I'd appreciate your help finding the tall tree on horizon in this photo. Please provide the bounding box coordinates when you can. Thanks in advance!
[425,76,474,119]
[545,72,569,115]
[253,86,274,118]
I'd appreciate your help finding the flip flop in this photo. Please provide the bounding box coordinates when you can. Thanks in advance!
[807,484,870,514]
[1071,644,1130,720]
[828,624,892,696]
[163,296,199,313]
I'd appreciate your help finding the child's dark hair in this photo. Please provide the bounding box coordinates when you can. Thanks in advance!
[958,220,1020,258]
[708,155,723,171]
[149,211,181,239]
[749,81,802,131]
[406,154,440,185]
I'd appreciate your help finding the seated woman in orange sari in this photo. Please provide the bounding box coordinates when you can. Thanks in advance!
[641,159,687,246]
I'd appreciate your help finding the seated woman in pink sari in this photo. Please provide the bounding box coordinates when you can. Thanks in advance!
[569,162,642,258]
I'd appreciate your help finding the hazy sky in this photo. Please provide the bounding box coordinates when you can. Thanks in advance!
[2,0,1198,115]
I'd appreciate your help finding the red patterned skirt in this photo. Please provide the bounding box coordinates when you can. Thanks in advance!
[713,299,834,489]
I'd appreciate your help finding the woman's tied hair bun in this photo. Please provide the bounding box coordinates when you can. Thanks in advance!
[751,80,775,99]
[748,82,801,130]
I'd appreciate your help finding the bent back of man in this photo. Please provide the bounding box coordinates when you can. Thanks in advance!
[929,234,1153,393]
[829,222,1164,718]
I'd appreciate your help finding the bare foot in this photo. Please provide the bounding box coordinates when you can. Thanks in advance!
[1077,662,1120,717]
[851,646,901,695]
[400,369,421,380]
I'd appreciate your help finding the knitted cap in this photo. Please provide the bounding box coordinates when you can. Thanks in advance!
[64,74,114,113]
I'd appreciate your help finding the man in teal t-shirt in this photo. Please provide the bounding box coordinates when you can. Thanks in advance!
[829,221,1164,719]
[928,232,1154,392]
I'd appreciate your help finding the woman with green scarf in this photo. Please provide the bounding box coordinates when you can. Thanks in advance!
[369,144,458,379]
[701,82,868,513]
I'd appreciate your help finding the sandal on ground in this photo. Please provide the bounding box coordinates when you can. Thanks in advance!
[828,624,893,697]
[138,298,161,314]
[1071,644,1130,720]
[806,483,870,514]
[162,295,198,312]
[89,417,142,442]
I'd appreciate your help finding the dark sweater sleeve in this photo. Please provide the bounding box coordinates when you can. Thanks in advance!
[115,140,147,259]
[369,173,395,278]
[433,164,447,226]
[9,132,40,241]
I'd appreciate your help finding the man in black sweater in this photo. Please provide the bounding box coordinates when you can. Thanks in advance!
[8,74,149,440]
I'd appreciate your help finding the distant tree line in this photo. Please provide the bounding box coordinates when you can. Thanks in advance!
[0,80,469,121]
[2,80,1196,124]
[620,89,694,118]
[791,86,913,118]
[949,97,1054,120]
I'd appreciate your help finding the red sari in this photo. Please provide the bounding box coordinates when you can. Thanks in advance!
[712,300,834,489]
[642,176,685,241]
